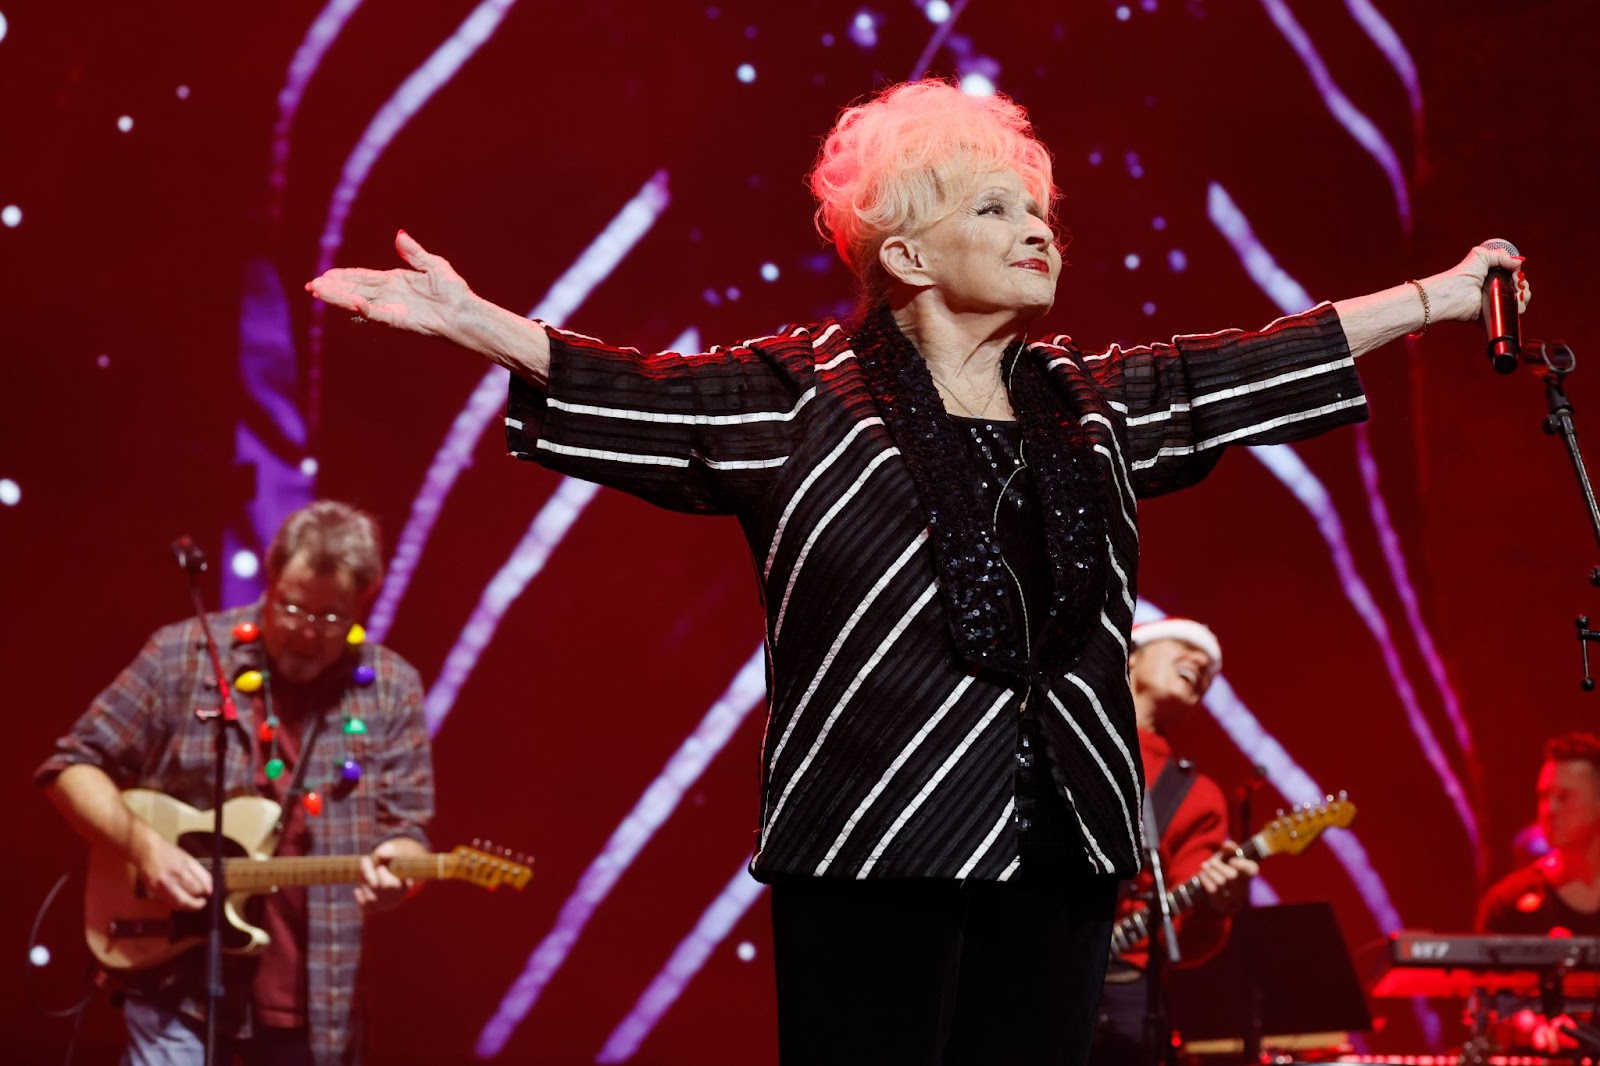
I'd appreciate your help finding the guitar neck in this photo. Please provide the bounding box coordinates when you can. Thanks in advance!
[1110,835,1266,955]
[223,853,456,892]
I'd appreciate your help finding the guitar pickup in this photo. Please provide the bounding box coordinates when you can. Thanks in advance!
[106,919,174,939]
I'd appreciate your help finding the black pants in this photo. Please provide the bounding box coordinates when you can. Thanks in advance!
[1090,971,1160,1066]
[770,874,1118,1066]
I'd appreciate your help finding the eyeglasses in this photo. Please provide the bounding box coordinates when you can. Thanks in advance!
[270,600,353,636]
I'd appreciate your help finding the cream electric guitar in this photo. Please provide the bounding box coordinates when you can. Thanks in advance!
[87,789,532,971]
[1109,794,1356,959]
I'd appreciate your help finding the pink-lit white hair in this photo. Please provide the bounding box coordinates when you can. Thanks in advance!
[807,78,1058,308]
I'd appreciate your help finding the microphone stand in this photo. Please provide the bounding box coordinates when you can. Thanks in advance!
[1140,802,1180,1066]
[1524,341,1600,692]
[1236,767,1267,1064]
[172,539,236,1066]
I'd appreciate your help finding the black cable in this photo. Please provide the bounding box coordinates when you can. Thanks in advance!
[26,868,100,1020]
[26,867,104,1066]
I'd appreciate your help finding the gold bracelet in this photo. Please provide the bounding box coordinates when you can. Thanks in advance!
[1405,279,1430,340]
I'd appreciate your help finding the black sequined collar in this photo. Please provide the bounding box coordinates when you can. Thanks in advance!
[851,305,1110,678]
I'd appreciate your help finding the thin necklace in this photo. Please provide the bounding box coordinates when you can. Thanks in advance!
[930,369,1003,418]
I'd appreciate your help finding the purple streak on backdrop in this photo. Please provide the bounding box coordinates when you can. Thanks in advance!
[1355,422,1483,868]
[267,0,366,220]
[1210,180,1479,858]
[1343,0,1424,147]
[1258,0,1412,235]
[595,856,768,1063]
[305,0,522,440]
[475,645,769,1058]
[366,172,672,644]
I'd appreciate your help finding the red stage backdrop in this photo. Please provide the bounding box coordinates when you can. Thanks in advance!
[3,2,1598,1062]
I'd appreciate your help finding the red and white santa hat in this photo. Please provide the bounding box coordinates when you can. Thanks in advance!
[1129,617,1223,676]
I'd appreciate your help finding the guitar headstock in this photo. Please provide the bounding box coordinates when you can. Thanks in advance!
[448,841,533,891]
[1254,793,1357,858]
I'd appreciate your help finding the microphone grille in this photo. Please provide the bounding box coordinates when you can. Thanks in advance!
[1483,237,1520,256]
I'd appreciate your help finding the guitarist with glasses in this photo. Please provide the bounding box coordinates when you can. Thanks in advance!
[1092,618,1258,1066]
[36,500,435,1066]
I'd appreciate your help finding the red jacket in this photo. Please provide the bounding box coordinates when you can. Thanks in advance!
[1116,729,1232,969]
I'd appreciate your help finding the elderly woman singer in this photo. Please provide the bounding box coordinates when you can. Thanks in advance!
[308,79,1528,1066]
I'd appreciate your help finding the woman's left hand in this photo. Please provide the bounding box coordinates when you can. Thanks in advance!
[1432,240,1531,322]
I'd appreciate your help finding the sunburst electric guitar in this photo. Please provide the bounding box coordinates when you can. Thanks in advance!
[86,789,532,971]
[1109,794,1356,959]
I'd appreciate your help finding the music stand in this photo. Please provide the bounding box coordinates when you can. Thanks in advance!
[1165,902,1372,1056]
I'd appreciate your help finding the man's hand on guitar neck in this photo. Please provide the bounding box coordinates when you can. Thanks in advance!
[1197,839,1258,916]
[355,837,427,915]
[130,821,214,911]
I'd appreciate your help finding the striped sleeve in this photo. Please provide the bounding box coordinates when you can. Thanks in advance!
[504,323,817,516]
[1074,302,1366,498]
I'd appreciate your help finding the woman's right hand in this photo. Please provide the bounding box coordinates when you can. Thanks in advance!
[306,230,475,340]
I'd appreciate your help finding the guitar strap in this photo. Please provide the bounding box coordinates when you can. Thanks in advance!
[272,711,328,839]
[1146,756,1196,843]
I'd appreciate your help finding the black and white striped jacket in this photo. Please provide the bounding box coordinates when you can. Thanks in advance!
[505,304,1365,881]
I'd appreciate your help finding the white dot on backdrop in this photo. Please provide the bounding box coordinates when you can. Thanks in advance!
[1116,5,1131,20]
[1087,150,1103,167]
[231,550,260,580]
[736,941,757,962]
[0,13,9,46]
[736,63,756,83]
[760,262,780,282]
[176,84,191,100]
[850,11,878,48]
[1143,301,1158,316]
[1152,216,1167,231]
[925,0,951,23]
[725,286,742,301]
[96,354,111,368]
[1,204,20,228]
[0,479,21,507]
[299,456,319,477]
[117,115,134,133]
[1124,253,1141,270]
[1168,248,1188,273]
[960,72,996,97]
[29,945,50,968]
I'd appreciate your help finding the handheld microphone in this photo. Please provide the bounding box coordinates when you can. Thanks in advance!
[1482,238,1522,375]
[170,536,208,575]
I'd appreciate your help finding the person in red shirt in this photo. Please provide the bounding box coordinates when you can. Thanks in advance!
[1093,618,1257,1066]
[1476,732,1600,1053]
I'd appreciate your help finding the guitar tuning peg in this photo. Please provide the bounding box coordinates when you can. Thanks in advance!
[1325,793,1334,804]
[1338,789,1348,800]
[473,837,481,848]
[1276,808,1285,817]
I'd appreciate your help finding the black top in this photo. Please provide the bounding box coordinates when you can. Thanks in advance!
[956,414,1081,879]
[1478,862,1600,935]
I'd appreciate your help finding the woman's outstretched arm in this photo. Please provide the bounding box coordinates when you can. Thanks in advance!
[306,230,552,387]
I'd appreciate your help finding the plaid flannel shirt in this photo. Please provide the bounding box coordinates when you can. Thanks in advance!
[36,602,434,1066]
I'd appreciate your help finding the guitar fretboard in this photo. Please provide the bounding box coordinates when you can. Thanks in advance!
[223,854,458,890]
[1108,834,1266,955]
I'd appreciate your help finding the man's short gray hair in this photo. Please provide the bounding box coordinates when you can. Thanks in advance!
[266,500,385,593]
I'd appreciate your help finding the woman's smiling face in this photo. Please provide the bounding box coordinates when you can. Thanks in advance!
[905,169,1060,320]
